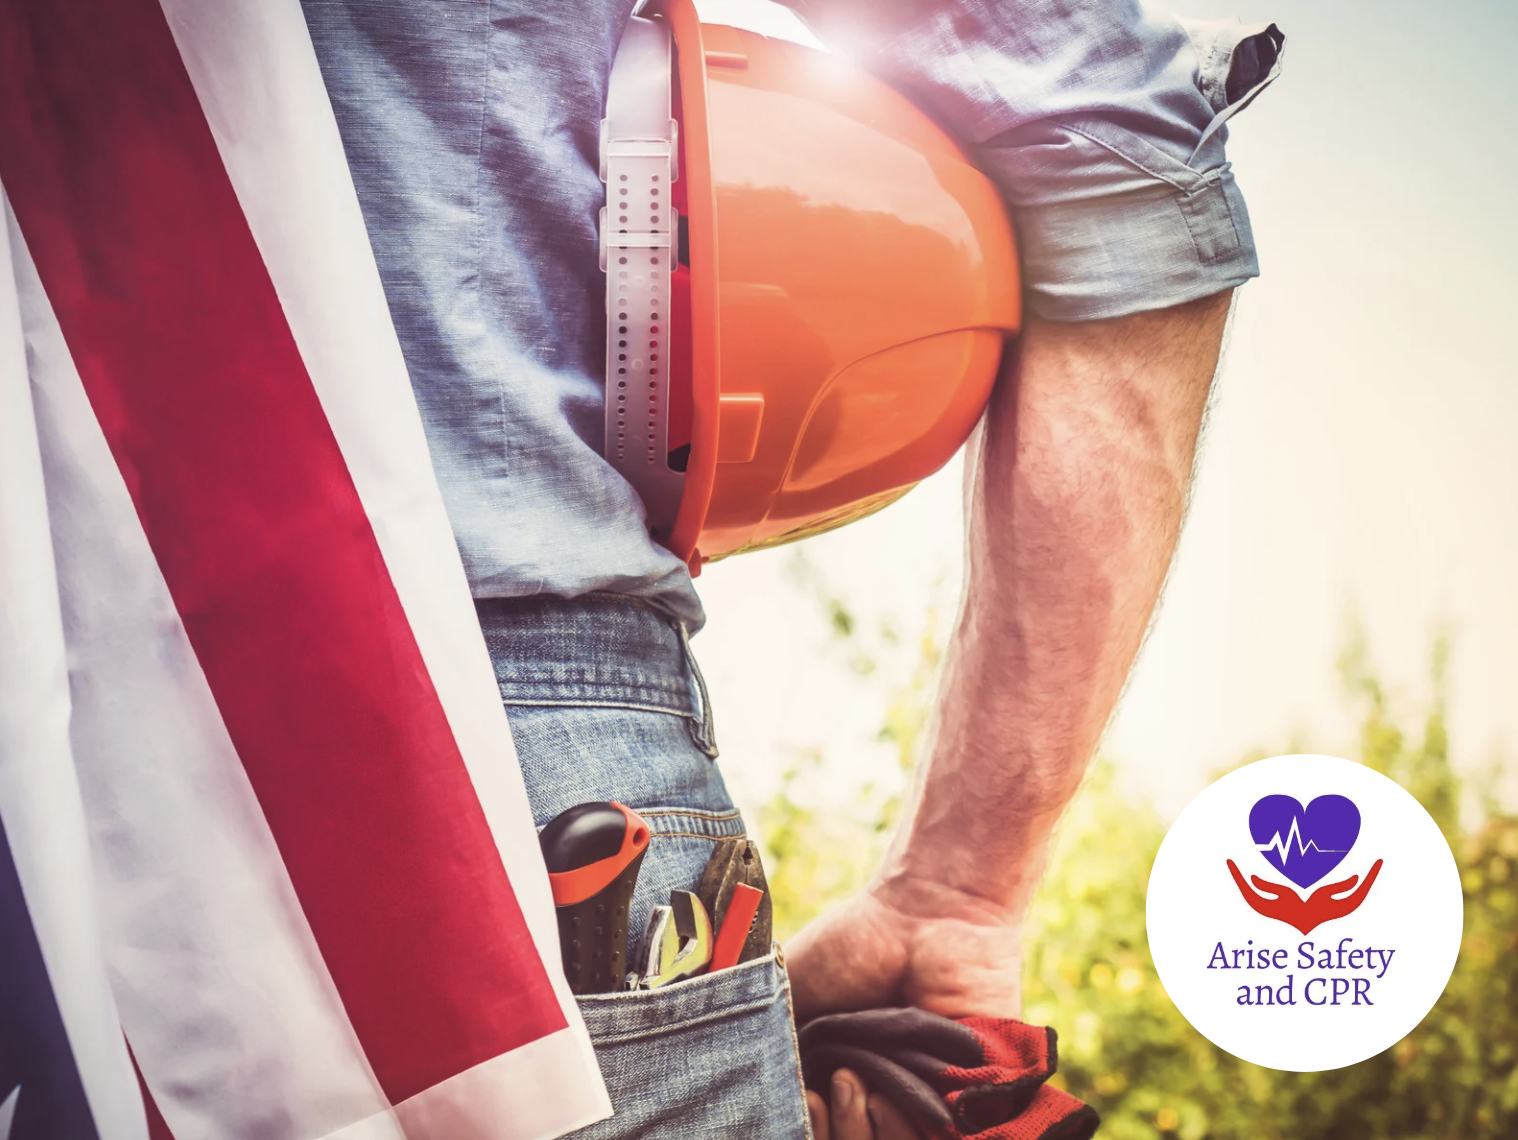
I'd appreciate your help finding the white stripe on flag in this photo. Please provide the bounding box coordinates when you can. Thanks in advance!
[157,1,607,1130]
[7,203,406,1140]
[394,1035,617,1140]
[0,1086,17,1138]
[0,198,147,1140]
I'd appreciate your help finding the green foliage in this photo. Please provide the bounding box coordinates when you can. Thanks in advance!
[761,745,880,940]
[763,596,1518,1139]
[763,554,942,939]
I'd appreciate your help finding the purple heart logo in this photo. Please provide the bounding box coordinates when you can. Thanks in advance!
[1248,794,1360,889]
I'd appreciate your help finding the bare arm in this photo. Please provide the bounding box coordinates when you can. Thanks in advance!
[789,290,1232,1021]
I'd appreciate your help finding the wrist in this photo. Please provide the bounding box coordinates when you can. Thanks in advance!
[876,761,1062,919]
[869,851,1041,929]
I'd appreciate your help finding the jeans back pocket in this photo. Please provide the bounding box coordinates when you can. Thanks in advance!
[570,952,810,1138]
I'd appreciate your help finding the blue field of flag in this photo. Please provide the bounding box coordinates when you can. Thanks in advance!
[0,813,101,1140]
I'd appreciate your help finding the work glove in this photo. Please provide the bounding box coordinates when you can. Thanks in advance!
[800,1008,1099,1140]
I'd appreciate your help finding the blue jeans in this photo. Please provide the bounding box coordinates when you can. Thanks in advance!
[477,596,811,1137]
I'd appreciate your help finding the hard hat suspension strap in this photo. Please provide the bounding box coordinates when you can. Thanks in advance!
[601,16,685,542]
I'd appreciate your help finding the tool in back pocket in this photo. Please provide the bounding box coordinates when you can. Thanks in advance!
[697,838,772,968]
[634,889,713,989]
[539,801,650,995]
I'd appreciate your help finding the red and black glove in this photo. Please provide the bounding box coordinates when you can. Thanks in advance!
[799,1008,1099,1140]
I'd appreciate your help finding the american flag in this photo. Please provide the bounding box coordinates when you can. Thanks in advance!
[0,0,609,1136]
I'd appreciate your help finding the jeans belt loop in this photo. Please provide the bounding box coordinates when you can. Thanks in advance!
[676,619,719,759]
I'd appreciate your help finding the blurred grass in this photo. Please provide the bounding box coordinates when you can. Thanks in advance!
[762,575,1518,1139]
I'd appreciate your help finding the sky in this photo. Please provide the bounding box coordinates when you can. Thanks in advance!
[690,0,1518,822]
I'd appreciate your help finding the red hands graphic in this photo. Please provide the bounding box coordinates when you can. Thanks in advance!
[1226,859,1384,934]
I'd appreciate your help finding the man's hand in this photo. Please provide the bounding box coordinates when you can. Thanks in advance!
[1226,858,1385,935]
[789,875,1025,1022]
[787,292,1234,1033]
[807,1069,922,1140]
[788,883,1021,1139]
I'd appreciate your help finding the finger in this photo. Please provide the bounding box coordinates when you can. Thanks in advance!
[1333,861,1383,911]
[785,899,910,1023]
[784,926,856,1024]
[1317,874,1359,899]
[831,1069,873,1140]
[1360,858,1385,892]
[785,934,879,1022]
[807,1090,831,1140]
[1231,862,1284,901]
[867,1091,925,1139]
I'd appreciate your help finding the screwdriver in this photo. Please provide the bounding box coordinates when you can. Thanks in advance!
[539,801,650,995]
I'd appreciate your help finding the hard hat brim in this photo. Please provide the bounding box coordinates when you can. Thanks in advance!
[656,0,719,568]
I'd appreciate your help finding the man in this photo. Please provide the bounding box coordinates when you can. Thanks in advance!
[299,0,1279,1135]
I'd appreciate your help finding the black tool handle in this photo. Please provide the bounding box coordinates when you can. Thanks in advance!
[540,802,650,995]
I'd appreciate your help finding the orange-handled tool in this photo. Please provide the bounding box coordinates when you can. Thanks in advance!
[708,882,764,973]
[540,801,650,994]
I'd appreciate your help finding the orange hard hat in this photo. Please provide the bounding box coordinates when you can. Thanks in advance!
[601,0,1019,572]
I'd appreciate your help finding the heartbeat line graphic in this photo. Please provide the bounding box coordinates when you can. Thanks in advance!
[1257,816,1349,860]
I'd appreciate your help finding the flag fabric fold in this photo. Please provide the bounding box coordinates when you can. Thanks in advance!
[0,1,610,1137]
[0,195,145,1140]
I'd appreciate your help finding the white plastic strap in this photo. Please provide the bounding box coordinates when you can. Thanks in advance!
[602,16,684,542]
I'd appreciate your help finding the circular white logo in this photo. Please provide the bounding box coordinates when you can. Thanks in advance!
[1146,754,1462,1071]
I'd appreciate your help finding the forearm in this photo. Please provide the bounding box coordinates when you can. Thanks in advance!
[785,0,1279,1037]
[880,292,1233,913]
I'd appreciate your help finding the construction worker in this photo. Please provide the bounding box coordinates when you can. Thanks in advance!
[297,0,1282,1136]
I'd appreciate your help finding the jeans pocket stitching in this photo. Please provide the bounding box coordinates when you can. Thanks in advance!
[635,806,746,841]
[648,829,746,842]
[637,807,742,821]
[578,954,786,1045]
[582,992,781,1046]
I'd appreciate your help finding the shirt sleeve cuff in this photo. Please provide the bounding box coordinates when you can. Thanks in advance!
[995,19,1283,322]
[1012,163,1260,322]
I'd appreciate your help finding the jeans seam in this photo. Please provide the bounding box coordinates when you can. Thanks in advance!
[636,807,744,840]
[677,620,719,758]
[779,949,814,1139]
[579,991,782,1046]
[500,696,694,717]
[648,829,746,842]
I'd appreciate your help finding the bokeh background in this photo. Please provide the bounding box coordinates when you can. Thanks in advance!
[690,1,1518,1136]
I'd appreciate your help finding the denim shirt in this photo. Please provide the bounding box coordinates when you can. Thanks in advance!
[299,1,1282,630]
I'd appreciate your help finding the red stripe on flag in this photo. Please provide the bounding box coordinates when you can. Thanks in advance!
[0,0,566,1103]
[129,1044,176,1140]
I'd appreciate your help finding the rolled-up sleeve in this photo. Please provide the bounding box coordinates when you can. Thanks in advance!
[800,1,1284,321]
